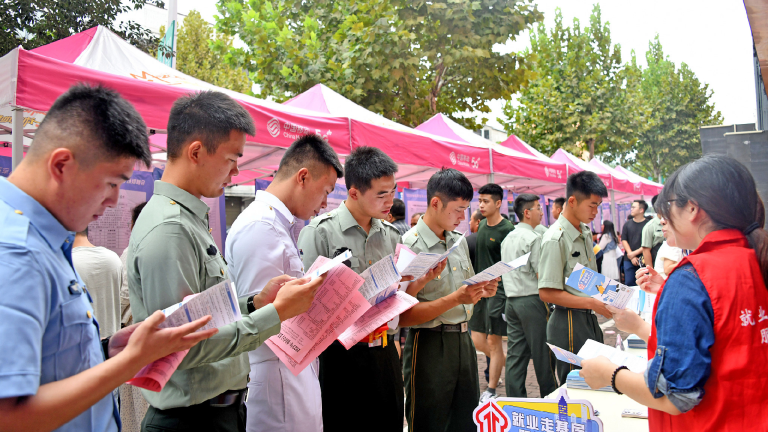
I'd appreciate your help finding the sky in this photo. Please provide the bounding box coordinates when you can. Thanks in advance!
[142,0,758,129]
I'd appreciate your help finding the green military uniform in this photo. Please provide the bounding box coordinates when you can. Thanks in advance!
[470,218,514,336]
[128,181,281,430]
[534,224,548,236]
[499,222,558,398]
[296,201,404,432]
[537,214,603,386]
[641,216,664,266]
[401,217,478,432]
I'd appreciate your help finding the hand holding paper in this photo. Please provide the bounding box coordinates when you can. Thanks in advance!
[400,237,464,279]
[338,291,419,349]
[127,280,241,391]
[547,339,646,373]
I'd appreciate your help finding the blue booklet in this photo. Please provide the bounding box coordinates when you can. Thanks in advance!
[565,264,635,309]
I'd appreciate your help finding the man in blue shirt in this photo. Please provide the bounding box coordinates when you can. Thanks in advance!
[0,85,217,432]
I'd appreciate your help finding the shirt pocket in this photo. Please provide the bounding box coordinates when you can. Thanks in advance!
[451,258,471,288]
[204,256,227,287]
[288,257,304,278]
[348,256,361,273]
[58,297,96,378]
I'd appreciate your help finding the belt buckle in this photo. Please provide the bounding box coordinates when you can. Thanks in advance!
[368,338,382,348]
[460,322,468,332]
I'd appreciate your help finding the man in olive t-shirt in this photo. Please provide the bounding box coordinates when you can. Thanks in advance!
[470,183,514,403]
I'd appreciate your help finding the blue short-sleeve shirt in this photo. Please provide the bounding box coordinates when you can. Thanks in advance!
[0,177,119,432]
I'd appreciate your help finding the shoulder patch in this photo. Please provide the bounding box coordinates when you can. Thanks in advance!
[307,211,335,228]
[542,226,563,242]
[0,205,30,246]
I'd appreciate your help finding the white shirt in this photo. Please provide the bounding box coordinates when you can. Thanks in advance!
[225,190,321,432]
[73,246,123,338]
[654,241,684,278]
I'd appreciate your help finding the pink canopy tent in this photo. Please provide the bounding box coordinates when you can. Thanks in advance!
[284,84,491,187]
[589,158,644,197]
[498,134,552,162]
[614,166,663,197]
[0,26,355,184]
[414,114,568,196]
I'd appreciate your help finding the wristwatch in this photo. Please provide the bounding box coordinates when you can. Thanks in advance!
[246,295,256,313]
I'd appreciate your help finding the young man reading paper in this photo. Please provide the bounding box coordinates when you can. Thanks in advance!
[0,85,217,432]
[226,135,344,432]
[400,168,498,432]
[538,171,610,386]
[128,91,324,431]
[297,147,441,431]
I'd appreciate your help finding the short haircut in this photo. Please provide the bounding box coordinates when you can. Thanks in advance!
[651,194,659,207]
[275,134,343,180]
[633,199,649,212]
[471,209,486,221]
[166,91,255,159]
[426,168,474,206]
[478,183,503,203]
[390,198,405,219]
[566,171,608,201]
[514,193,540,220]
[30,84,151,167]
[344,146,397,192]
[553,197,566,208]
[131,202,148,227]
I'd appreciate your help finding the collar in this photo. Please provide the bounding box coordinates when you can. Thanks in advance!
[516,222,535,232]
[689,228,750,256]
[0,177,73,252]
[415,216,459,248]
[337,200,383,233]
[153,181,210,220]
[255,190,296,224]
[558,214,584,242]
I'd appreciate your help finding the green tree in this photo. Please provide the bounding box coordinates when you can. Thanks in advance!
[166,11,251,93]
[214,0,542,129]
[629,36,722,181]
[501,5,645,161]
[0,0,163,56]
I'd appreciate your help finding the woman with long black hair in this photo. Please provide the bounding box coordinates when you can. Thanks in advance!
[598,220,620,280]
[579,155,768,431]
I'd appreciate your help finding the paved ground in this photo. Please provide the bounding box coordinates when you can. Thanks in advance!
[402,314,630,430]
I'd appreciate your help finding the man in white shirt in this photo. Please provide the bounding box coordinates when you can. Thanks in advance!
[226,135,344,432]
[73,228,123,338]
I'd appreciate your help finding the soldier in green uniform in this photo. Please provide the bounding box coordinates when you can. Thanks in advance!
[500,193,558,398]
[400,168,497,432]
[538,171,611,385]
[642,195,664,267]
[471,183,514,403]
[296,147,439,432]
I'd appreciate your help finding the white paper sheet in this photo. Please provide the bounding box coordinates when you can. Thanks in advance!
[400,236,464,279]
[463,252,531,285]
[358,254,401,305]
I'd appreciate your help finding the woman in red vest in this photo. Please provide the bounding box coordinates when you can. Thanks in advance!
[579,155,768,430]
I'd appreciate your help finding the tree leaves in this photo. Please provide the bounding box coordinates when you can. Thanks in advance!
[214,0,542,129]
[0,0,163,55]
[172,11,252,94]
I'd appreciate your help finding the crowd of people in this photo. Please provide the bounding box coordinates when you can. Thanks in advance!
[0,84,766,432]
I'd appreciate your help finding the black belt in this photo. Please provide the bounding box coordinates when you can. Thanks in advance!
[355,334,395,347]
[553,305,595,314]
[422,322,469,333]
[202,388,247,407]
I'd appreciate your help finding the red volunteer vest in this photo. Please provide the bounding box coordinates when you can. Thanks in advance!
[647,229,768,431]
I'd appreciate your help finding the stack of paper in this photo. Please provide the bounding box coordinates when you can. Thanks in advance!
[266,254,371,375]
[565,370,612,392]
[566,264,637,309]
[627,334,647,350]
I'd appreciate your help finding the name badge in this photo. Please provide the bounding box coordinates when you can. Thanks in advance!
[68,280,82,296]
[461,322,468,332]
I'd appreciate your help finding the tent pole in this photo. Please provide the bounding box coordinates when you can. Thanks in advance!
[168,0,178,69]
[610,190,618,227]
[11,106,23,170]
[488,147,494,184]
